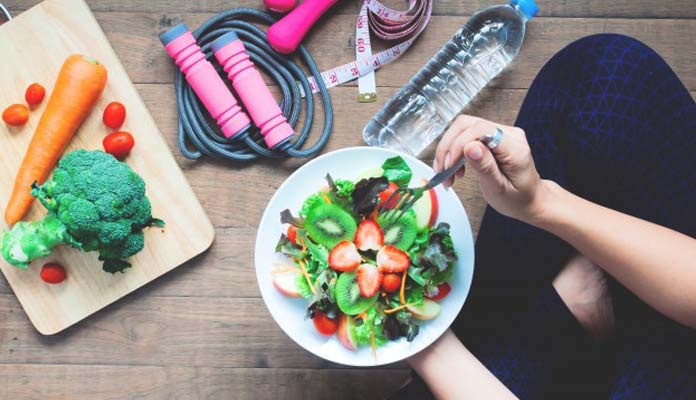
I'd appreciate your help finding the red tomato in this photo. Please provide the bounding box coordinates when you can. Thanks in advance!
[25,83,46,106]
[2,104,29,126]
[103,131,135,159]
[382,273,402,293]
[40,263,67,284]
[312,310,339,336]
[378,182,399,209]
[103,101,127,129]
[287,225,299,245]
[428,282,452,301]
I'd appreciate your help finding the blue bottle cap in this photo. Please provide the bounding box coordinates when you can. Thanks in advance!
[510,0,538,19]
[160,22,189,46]
[211,31,240,53]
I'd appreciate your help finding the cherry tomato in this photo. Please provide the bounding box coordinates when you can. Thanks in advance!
[312,310,339,336]
[40,263,67,284]
[103,101,127,129]
[25,83,46,106]
[427,282,452,301]
[378,182,399,209]
[2,104,29,126]
[287,225,299,245]
[382,273,402,293]
[103,131,135,159]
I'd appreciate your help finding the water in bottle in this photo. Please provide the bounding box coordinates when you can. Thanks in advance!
[363,0,538,156]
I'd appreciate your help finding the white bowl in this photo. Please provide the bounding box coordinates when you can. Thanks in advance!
[255,147,474,366]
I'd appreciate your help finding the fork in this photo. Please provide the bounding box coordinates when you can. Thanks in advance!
[379,156,466,223]
[379,133,498,223]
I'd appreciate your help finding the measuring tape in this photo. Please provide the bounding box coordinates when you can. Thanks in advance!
[307,0,432,102]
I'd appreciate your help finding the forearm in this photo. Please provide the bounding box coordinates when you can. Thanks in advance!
[408,329,517,400]
[530,181,696,328]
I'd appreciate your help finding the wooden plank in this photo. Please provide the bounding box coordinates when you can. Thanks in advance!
[0,0,214,335]
[53,12,696,92]
[0,294,410,368]
[0,364,409,400]
[7,0,696,18]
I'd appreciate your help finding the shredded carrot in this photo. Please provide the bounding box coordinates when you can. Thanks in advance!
[370,325,377,359]
[298,238,307,253]
[384,303,414,314]
[354,312,367,321]
[322,192,332,204]
[369,208,379,221]
[297,259,315,295]
[399,271,407,305]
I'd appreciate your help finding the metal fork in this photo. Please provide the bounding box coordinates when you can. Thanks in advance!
[379,132,499,223]
[379,156,466,223]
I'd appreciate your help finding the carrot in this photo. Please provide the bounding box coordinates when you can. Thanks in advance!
[4,55,107,225]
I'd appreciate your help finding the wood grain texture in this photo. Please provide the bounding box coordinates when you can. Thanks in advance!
[0,0,214,335]
[1,0,695,399]
[50,12,696,91]
[8,0,696,18]
[0,364,409,400]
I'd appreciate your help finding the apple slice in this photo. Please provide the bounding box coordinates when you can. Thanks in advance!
[356,166,384,181]
[406,298,442,320]
[272,269,303,298]
[337,314,359,350]
[413,179,439,230]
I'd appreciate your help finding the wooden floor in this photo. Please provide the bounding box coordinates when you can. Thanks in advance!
[2,0,695,398]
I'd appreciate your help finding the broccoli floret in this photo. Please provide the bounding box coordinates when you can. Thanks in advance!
[1,150,163,273]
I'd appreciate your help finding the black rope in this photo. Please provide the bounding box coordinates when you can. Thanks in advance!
[173,8,333,161]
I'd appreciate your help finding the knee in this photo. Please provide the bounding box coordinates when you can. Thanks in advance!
[543,34,658,75]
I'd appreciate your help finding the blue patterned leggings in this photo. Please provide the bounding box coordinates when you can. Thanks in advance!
[397,34,696,399]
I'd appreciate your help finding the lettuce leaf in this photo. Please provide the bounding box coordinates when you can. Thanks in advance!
[352,177,389,216]
[299,192,325,219]
[381,156,412,186]
[353,307,388,347]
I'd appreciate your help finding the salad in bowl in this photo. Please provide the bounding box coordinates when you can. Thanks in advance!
[272,155,459,352]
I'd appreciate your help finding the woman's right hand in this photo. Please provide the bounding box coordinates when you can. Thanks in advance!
[433,115,552,223]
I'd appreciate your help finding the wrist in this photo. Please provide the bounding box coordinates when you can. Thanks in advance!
[522,179,566,228]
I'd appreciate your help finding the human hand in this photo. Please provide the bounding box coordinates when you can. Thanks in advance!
[433,115,549,223]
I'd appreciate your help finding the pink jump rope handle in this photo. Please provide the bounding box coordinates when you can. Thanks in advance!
[267,0,341,54]
[264,0,297,13]
[212,32,295,149]
[160,23,251,139]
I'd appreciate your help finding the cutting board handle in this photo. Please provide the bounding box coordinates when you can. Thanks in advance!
[0,3,11,22]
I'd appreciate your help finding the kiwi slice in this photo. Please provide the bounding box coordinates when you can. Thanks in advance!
[335,271,379,315]
[377,210,418,251]
[305,203,357,249]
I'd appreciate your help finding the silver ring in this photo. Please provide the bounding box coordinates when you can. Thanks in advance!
[480,127,504,149]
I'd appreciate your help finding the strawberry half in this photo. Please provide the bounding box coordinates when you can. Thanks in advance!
[377,245,410,273]
[354,219,384,251]
[328,241,361,272]
[356,263,383,297]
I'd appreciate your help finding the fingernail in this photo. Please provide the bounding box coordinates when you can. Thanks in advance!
[432,158,439,172]
[466,144,483,161]
[444,153,451,169]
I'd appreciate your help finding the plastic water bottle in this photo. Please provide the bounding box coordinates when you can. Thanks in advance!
[363,0,538,156]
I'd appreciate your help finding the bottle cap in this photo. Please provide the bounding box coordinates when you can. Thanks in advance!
[211,31,240,53]
[510,0,538,19]
[160,22,189,46]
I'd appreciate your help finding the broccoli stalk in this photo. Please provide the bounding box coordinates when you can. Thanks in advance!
[1,150,163,273]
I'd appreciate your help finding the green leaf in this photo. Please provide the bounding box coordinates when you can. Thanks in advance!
[275,235,304,259]
[296,273,313,299]
[299,192,326,219]
[381,156,413,186]
[352,307,388,347]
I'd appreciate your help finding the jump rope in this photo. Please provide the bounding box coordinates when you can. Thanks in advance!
[162,0,431,162]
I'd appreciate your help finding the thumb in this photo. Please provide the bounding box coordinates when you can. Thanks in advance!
[464,141,508,186]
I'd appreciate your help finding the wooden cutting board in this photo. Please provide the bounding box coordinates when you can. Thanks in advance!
[0,0,214,334]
